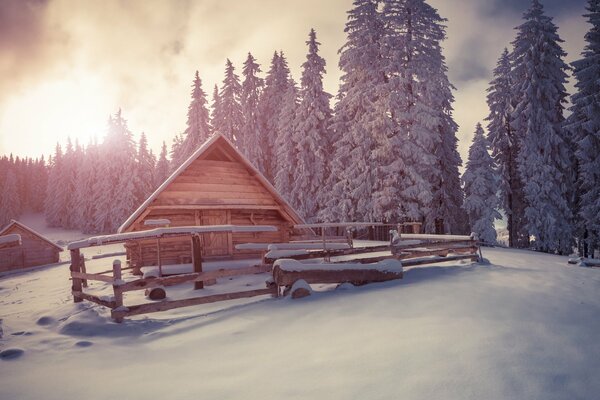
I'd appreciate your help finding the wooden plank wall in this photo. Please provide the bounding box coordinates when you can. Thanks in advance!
[0,226,60,271]
[125,209,289,267]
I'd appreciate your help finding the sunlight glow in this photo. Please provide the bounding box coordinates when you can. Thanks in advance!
[0,74,113,156]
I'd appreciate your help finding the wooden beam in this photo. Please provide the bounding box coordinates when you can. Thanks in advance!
[72,291,116,308]
[71,271,115,283]
[118,264,272,293]
[111,288,277,319]
[192,234,203,290]
[69,249,83,303]
[112,260,124,323]
[147,204,282,211]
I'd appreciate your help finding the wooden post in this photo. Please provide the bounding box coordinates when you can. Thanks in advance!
[346,228,354,249]
[80,256,88,288]
[112,260,124,323]
[156,237,162,277]
[192,234,204,290]
[70,249,83,303]
[322,227,330,262]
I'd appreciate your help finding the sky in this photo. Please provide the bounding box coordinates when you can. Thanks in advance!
[0,0,588,163]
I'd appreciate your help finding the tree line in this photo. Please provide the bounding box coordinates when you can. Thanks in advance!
[462,0,600,257]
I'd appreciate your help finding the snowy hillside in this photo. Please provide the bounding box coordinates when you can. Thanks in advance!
[1,245,598,400]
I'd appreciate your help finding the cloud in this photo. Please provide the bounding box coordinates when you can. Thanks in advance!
[0,0,72,99]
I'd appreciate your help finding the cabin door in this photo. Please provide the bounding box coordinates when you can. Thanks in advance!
[200,210,231,257]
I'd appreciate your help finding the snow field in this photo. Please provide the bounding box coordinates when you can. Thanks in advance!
[0,247,598,400]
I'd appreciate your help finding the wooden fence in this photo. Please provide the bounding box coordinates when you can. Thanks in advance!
[67,225,481,322]
[69,249,276,323]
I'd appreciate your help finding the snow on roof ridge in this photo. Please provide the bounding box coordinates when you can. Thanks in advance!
[0,220,63,250]
[117,132,304,233]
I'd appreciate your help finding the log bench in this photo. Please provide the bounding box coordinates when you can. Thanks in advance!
[272,258,403,297]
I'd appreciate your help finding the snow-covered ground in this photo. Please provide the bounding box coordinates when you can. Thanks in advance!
[1,225,599,399]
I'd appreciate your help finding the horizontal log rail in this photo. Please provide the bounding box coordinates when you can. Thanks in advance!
[70,271,115,283]
[111,287,277,320]
[118,264,272,293]
[72,291,116,308]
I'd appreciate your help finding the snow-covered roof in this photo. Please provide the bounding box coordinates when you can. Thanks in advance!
[0,220,62,251]
[118,132,305,233]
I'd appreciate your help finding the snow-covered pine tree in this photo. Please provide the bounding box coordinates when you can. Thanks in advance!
[258,52,293,182]
[210,84,221,132]
[321,0,385,223]
[62,138,84,229]
[212,59,244,146]
[93,110,140,233]
[462,123,501,244]
[154,141,170,189]
[240,52,264,168]
[274,80,299,203]
[169,133,184,172]
[0,170,20,227]
[511,0,573,253]
[73,140,99,233]
[44,143,67,228]
[172,71,212,169]
[486,48,527,247]
[379,0,461,232]
[567,0,600,257]
[28,156,47,213]
[135,132,156,206]
[288,29,333,221]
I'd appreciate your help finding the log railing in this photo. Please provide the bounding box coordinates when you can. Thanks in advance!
[69,251,277,323]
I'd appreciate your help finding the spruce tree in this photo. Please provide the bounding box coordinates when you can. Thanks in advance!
[568,0,600,257]
[511,0,573,253]
[0,170,20,227]
[321,0,385,223]
[135,132,156,205]
[213,59,244,146]
[240,52,264,168]
[44,143,66,227]
[93,110,140,233]
[258,52,293,182]
[274,81,299,203]
[173,71,212,168]
[377,0,462,232]
[289,29,333,221]
[462,123,501,244]
[73,140,99,233]
[210,84,221,132]
[155,141,170,188]
[486,48,528,247]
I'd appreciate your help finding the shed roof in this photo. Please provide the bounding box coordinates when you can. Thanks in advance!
[118,132,305,233]
[0,220,63,251]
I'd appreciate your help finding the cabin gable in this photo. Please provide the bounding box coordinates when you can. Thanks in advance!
[119,133,304,267]
[0,221,61,272]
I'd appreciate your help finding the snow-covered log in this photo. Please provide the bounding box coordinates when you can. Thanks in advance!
[273,259,403,288]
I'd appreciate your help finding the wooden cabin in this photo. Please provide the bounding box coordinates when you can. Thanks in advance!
[0,220,62,272]
[118,133,305,267]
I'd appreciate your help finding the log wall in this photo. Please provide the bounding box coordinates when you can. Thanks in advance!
[0,225,60,272]
[125,208,290,267]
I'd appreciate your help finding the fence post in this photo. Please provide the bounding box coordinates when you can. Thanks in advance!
[70,249,83,303]
[192,234,204,290]
[80,256,88,288]
[112,260,124,323]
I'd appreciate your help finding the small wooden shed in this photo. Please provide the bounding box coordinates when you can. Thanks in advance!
[118,133,305,267]
[0,220,62,272]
